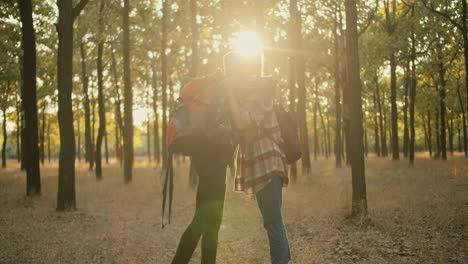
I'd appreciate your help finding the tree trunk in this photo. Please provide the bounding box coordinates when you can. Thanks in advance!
[18,0,41,195]
[297,55,311,172]
[448,113,454,155]
[423,117,428,152]
[462,0,468,118]
[457,82,468,156]
[151,61,160,164]
[345,0,367,217]
[91,88,96,164]
[389,51,399,160]
[80,40,94,168]
[147,110,151,162]
[188,0,199,184]
[437,50,447,160]
[95,0,106,179]
[289,0,311,173]
[409,17,417,164]
[287,0,298,179]
[313,92,319,161]
[47,120,51,162]
[104,130,109,164]
[110,49,123,165]
[403,63,409,158]
[76,104,80,162]
[16,91,21,163]
[2,106,7,168]
[123,0,133,182]
[80,40,93,168]
[458,119,462,152]
[375,75,387,157]
[373,89,381,156]
[333,2,342,167]
[427,111,432,158]
[326,113,332,159]
[40,104,46,164]
[435,108,440,157]
[56,0,78,210]
[161,0,168,169]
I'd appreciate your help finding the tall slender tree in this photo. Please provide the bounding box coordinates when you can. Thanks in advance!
[123,0,133,182]
[161,0,169,169]
[345,0,367,217]
[18,0,41,195]
[95,0,107,179]
[56,0,90,210]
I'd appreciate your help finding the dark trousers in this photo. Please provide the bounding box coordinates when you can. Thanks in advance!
[171,155,227,264]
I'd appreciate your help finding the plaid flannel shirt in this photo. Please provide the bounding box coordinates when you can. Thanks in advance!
[234,98,289,194]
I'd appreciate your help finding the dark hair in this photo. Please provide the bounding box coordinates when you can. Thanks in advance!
[223,52,263,77]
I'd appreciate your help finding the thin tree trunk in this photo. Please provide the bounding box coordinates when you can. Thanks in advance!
[91,88,95,167]
[389,51,399,160]
[2,106,7,168]
[18,0,41,195]
[457,81,468,156]
[151,60,160,164]
[80,40,93,168]
[448,113,454,155]
[437,50,447,160]
[375,75,387,157]
[16,91,21,163]
[458,119,462,152]
[104,130,109,164]
[76,104,80,162]
[161,0,168,169]
[47,119,51,162]
[345,0,367,217]
[409,14,417,164]
[435,107,440,157]
[188,0,199,183]
[289,0,311,173]
[288,0,298,179]
[110,49,123,165]
[40,104,46,164]
[373,89,381,156]
[123,0,133,182]
[313,92,319,161]
[403,62,409,157]
[326,112,332,158]
[423,117,428,152]
[333,2,342,167]
[95,0,106,179]
[427,111,432,157]
[462,0,468,118]
[147,111,151,162]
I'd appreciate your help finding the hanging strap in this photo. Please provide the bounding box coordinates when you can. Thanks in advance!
[162,151,174,228]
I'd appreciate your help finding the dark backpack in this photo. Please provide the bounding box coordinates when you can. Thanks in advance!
[273,105,302,164]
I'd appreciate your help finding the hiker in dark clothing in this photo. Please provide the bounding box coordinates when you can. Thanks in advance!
[170,72,233,264]
[171,152,227,264]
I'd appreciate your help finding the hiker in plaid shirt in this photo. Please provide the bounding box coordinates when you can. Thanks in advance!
[224,52,291,264]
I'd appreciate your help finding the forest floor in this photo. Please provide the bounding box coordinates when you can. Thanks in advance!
[0,154,467,264]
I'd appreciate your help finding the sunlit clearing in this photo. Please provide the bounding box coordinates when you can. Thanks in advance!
[133,107,152,127]
[231,31,262,57]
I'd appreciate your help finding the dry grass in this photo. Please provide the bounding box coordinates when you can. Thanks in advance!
[0,154,467,263]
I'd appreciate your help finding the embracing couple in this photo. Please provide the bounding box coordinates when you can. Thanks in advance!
[169,52,291,264]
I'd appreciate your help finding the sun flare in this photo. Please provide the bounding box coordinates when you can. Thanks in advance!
[231,31,263,57]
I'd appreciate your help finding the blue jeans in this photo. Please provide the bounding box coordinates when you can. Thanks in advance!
[256,176,291,264]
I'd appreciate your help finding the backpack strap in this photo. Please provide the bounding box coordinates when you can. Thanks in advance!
[162,151,174,228]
